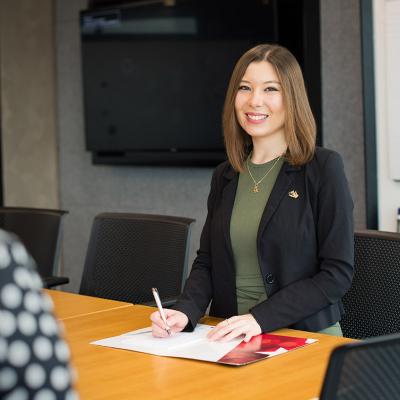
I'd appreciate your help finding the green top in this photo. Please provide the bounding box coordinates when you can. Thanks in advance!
[230,156,284,315]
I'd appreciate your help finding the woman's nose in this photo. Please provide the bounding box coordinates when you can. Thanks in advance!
[248,90,264,107]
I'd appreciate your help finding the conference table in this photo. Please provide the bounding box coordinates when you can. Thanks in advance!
[44,289,132,320]
[46,290,355,400]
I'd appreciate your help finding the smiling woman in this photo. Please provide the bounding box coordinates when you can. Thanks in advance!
[150,44,354,343]
[223,44,316,171]
[234,61,286,161]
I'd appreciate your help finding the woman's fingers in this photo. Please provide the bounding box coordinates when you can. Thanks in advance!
[166,312,188,329]
[207,314,261,342]
[150,310,165,327]
[150,309,189,337]
[218,321,251,342]
[151,322,169,337]
[150,310,170,336]
[208,318,244,341]
[243,333,253,343]
[207,319,233,340]
[206,320,227,340]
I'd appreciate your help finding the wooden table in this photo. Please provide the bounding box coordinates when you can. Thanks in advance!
[44,289,132,320]
[55,295,355,400]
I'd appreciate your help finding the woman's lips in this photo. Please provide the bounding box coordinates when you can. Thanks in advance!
[245,112,269,124]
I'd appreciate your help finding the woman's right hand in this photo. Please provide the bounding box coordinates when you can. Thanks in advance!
[150,309,189,338]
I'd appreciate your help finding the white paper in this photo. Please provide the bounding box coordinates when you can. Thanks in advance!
[305,338,318,344]
[255,346,289,357]
[91,324,242,362]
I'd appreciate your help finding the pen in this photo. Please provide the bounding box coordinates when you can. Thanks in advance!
[152,287,172,336]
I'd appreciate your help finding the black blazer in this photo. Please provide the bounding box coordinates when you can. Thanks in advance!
[174,147,354,333]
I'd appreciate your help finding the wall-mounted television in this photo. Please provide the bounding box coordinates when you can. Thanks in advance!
[80,0,320,166]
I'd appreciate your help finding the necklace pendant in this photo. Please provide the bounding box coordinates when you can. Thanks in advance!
[252,185,259,193]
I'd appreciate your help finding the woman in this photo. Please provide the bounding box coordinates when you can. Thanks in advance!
[151,44,354,342]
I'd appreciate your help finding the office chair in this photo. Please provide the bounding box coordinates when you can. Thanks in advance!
[79,213,195,305]
[341,230,400,339]
[319,333,400,400]
[0,206,69,288]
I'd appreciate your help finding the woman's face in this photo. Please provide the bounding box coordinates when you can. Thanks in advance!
[234,61,286,143]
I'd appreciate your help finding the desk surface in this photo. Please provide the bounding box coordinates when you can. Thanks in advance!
[45,289,132,320]
[56,296,355,400]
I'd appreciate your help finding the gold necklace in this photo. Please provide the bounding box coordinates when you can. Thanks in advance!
[246,153,282,193]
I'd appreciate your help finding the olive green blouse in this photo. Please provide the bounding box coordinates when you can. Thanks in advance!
[230,156,284,315]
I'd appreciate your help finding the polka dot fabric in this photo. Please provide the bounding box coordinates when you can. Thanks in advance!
[0,230,79,399]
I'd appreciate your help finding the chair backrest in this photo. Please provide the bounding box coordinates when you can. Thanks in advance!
[0,207,68,278]
[341,230,400,339]
[79,213,195,304]
[320,333,400,400]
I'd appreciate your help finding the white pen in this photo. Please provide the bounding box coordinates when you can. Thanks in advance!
[152,287,172,336]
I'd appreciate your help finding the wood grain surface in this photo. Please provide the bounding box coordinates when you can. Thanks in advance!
[52,297,355,400]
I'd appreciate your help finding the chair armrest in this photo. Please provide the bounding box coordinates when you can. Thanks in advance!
[142,296,177,308]
[42,276,70,289]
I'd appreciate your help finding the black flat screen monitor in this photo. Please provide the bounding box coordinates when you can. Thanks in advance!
[80,0,277,166]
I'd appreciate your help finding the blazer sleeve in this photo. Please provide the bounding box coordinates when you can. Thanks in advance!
[250,151,354,332]
[172,169,218,330]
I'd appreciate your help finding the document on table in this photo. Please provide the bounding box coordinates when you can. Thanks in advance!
[91,324,242,362]
[92,325,318,366]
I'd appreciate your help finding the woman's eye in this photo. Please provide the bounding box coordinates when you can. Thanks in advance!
[265,86,278,92]
[238,85,251,91]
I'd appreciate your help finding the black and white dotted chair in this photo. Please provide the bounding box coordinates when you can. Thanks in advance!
[0,229,79,399]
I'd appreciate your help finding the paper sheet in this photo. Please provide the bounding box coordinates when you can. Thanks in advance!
[91,324,242,362]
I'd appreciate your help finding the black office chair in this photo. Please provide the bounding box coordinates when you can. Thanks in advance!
[320,333,400,400]
[341,230,400,339]
[79,213,195,305]
[0,206,70,288]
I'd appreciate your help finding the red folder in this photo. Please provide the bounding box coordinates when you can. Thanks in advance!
[217,333,317,366]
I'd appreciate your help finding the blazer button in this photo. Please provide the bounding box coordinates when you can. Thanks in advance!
[265,273,275,284]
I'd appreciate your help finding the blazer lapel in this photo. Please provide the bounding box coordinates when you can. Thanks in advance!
[221,167,238,260]
[257,162,300,238]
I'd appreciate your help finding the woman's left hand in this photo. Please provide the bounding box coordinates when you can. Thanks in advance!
[206,314,262,343]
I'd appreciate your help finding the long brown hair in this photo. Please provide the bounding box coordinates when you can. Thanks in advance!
[223,44,316,171]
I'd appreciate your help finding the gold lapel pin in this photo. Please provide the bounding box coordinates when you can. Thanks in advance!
[288,190,299,199]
